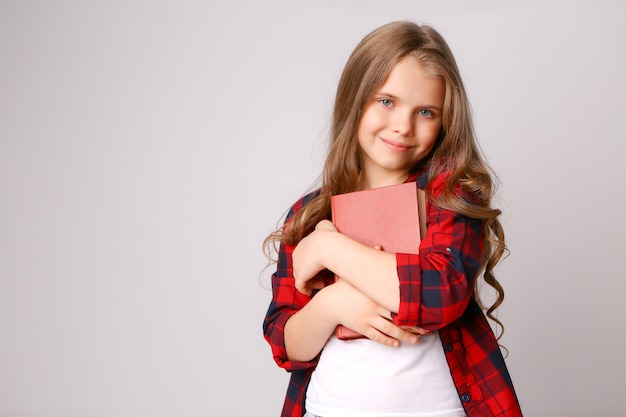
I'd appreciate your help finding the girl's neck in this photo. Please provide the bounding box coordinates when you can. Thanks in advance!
[358,171,410,190]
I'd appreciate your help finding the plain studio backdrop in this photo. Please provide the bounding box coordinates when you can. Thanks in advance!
[1,0,625,416]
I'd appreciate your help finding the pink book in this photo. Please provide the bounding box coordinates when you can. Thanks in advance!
[330,182,426,340]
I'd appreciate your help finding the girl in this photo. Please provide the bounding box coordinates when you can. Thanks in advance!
[263,21,523,417]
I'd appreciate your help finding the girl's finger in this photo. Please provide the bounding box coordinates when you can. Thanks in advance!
[370,316,420,346]
[401,325,431,335]
[363,328,402,348]
[315,219,336,232]
[376,307,393,320]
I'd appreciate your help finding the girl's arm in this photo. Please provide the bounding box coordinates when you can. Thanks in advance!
[293,222,400,310]
[284,279,419,362]
[263,192,420,368]
[394,203,483,329]
[265,242,420,365]
[293,177,484,330]
[263,193,325,371]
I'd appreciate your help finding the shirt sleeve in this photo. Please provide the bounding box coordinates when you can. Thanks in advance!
[393,175,485,329]
[262,193,322,372]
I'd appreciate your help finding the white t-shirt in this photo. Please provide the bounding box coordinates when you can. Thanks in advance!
[305,331,465,417]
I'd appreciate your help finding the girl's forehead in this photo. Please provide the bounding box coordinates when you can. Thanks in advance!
[395,56,440,78]
[383,58,442,85]
[375,57,445,107]
[373,57,439,93]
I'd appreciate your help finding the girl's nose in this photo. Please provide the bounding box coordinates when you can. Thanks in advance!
[392,111,414,136]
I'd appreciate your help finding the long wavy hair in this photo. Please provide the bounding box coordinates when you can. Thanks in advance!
[264,21,508,338]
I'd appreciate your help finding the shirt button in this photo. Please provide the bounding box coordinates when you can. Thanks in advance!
[461,394,471,402]
[444,344,453,352]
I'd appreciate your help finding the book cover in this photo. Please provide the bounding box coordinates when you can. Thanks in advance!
[330,182,426,340]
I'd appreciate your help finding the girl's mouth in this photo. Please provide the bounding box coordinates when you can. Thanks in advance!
[380,137,412,152]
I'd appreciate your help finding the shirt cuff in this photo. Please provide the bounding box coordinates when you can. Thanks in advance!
[393,252,422,327]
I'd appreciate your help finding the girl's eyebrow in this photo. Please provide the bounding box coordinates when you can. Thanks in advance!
[375,91,399,100]
[375,91,443,111]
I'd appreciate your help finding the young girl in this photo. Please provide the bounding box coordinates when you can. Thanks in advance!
[263,21,523,417]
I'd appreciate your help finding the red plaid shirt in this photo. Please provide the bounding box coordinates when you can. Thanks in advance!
[263,169,523,417]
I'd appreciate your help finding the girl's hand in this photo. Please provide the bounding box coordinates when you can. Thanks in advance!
[329,279,428,347]
[292,220,338,295]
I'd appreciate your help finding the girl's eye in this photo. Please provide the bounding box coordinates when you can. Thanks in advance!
[418,109,434,117]
[379,98,393,107]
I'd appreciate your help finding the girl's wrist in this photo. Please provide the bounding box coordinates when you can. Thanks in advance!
[311,229,339,273]
[316,283,343,327]
[317,230,335,268]
[320,229,347,268]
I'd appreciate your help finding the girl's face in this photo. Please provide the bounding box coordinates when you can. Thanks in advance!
[356,57,445,189]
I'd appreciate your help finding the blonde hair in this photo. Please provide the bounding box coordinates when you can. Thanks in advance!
[264,21,507,337]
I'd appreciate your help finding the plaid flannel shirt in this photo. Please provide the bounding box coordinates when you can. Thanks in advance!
[263,169,523,417]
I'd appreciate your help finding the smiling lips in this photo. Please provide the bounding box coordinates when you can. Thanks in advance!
[380,137,413,152]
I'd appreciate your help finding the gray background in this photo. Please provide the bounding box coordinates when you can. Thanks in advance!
[1,0,625,416]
